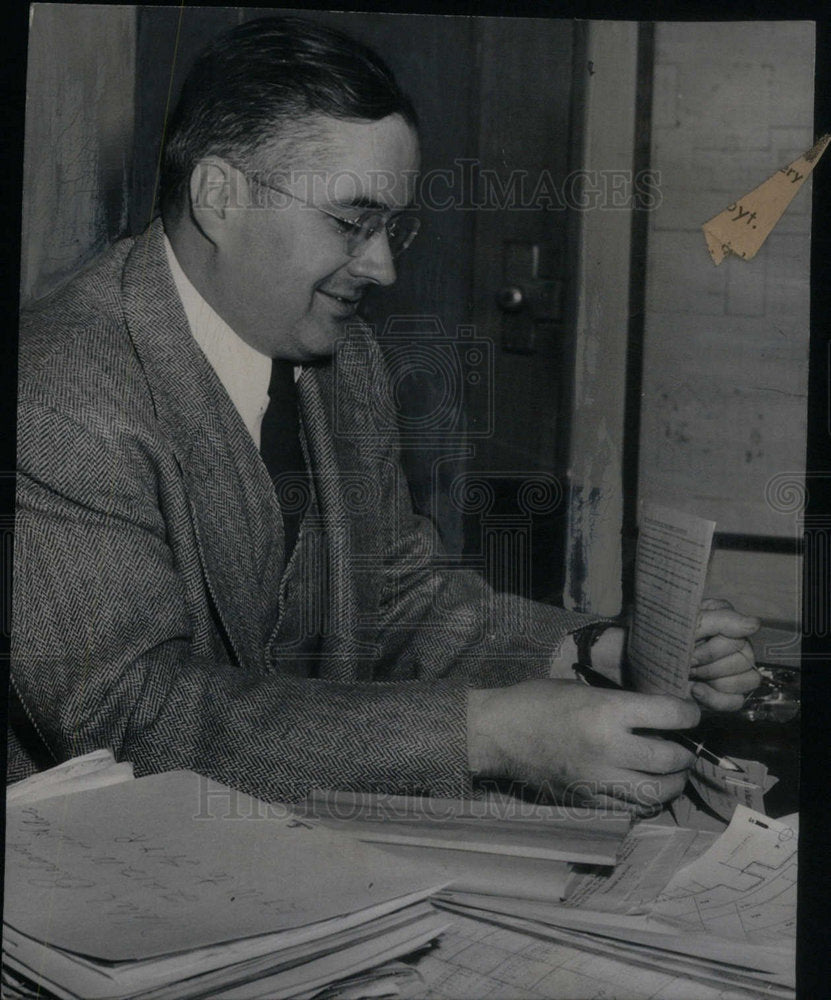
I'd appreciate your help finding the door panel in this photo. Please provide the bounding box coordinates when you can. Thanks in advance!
[466,18,576,602]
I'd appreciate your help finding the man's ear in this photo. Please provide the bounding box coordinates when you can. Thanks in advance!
[188,157,247,244]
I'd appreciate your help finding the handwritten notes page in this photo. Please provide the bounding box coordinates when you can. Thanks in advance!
[4,770,445,963]
[627,504,715,697]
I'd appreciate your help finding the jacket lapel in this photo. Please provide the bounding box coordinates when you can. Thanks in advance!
[297,366,364,681]
[120,220,282,672]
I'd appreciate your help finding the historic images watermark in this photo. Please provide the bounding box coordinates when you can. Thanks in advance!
[193,773,663,821]
[208,163,663,213]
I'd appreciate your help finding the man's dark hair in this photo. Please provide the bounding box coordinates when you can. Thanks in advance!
[160,16,418,215]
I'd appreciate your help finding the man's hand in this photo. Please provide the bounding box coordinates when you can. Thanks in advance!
[570,600,762,712]
[468,680,700,815]
[690,598,761,711]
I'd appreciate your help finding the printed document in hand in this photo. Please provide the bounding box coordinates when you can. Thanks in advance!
[626,504,780,826]
[627,503,715,697]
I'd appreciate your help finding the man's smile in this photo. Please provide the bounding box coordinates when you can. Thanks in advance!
[316,288,363,314]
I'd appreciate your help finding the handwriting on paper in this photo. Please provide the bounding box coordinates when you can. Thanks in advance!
[5,770,442,961]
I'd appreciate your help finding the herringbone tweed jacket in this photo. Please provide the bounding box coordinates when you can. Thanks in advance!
[11,219,597,801]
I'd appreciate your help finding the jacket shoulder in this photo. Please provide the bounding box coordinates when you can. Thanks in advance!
[17,235,157,433]
[19,236,135,377]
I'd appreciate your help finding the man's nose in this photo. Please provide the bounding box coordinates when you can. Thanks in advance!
[347,231,397,287]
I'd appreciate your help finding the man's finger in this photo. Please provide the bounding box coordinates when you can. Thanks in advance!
[690,642,756,678]
[695,608,760,640]
[624,733,697,774]
[691,683,748,712]
[691,634,748,666]
[573,793,666,818]
[562,790,651,816]
[693,669,761,695]
[595,769,688,806]
[619,693,701,731]
[700,597,733,611]
[563,769,687,808]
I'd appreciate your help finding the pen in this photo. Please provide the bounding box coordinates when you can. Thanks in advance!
[572,661,746,774]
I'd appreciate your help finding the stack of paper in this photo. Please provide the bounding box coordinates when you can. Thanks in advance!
[299,791,632,863]
[6,747,135,804]
[298,791,632,903]
[436,805,797,998]
[3,766,449,1000]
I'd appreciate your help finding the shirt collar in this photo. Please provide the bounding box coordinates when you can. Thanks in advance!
[164,234,272,448]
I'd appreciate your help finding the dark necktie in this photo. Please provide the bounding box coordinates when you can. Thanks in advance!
[259,361,306,565]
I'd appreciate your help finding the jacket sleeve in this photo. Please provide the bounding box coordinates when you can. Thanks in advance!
[13,392,471,802]
[372,502,600,686]
[352,336,602,687]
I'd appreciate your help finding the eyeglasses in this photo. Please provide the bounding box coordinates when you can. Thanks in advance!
[247,175,420,258]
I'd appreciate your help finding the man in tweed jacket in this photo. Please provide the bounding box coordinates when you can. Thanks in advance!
[11,18,761,808]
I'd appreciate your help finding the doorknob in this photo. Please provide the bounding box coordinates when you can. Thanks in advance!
[496,285,525,312]
[500,242,563,354]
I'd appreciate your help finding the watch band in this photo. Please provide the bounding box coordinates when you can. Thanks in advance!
[573,620,624,669]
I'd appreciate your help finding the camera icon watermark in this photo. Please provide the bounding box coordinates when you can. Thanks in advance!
[334,316,494,443]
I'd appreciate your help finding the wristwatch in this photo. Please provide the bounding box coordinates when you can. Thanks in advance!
[573,620,619,670]
[572,619,628,689]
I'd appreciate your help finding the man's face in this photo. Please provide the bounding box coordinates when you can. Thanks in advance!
[214,113,420,362]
